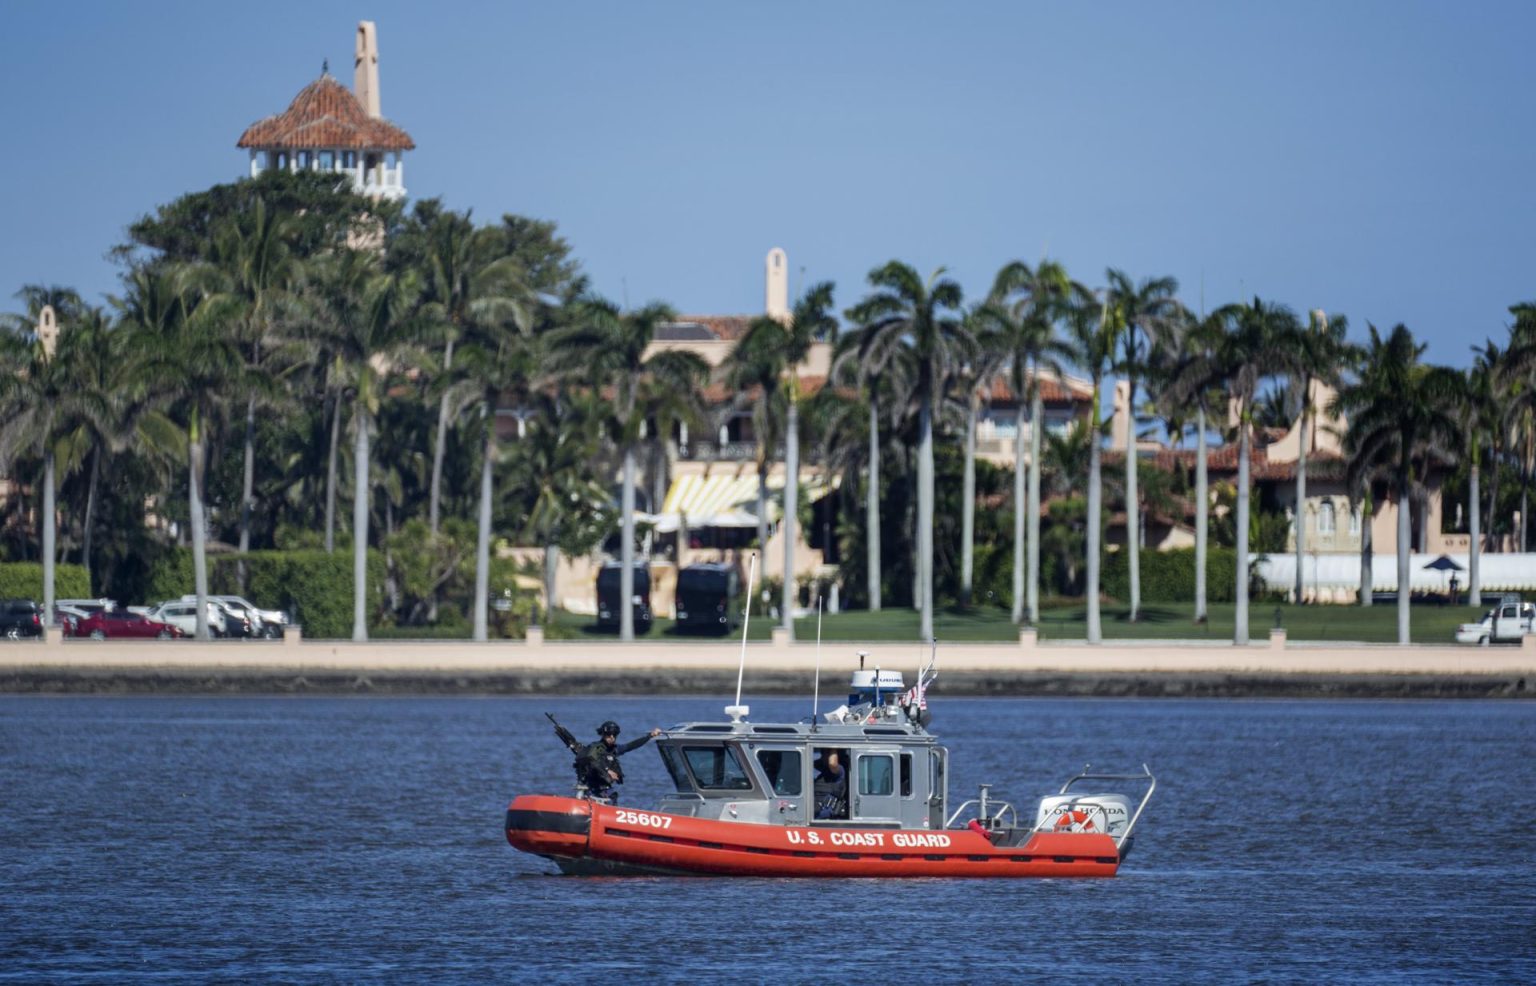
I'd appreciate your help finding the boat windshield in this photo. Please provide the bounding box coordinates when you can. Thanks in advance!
[659,744,693,792]
[681,745,753,791]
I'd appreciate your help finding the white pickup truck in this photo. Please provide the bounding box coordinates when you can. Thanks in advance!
[1454,601,1535,645]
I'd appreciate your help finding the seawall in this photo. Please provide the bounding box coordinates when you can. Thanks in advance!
[2,637,1531,697]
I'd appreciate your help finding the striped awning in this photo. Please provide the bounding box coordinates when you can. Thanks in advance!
[659,471,838,528]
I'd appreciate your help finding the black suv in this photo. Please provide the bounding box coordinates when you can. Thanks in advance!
[0,600,43,640]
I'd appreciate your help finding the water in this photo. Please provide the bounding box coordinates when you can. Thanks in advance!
[2,695,1533,982]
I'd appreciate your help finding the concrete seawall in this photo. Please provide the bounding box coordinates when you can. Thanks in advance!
[2,637,1532,697]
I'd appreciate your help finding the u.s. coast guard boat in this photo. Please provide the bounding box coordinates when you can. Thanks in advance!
[505,657,1155,878]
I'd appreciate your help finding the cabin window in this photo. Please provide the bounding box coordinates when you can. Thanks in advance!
[682,745,752,791]
[658,745,692,792]
[858,755,895,797]
[900,753,913,797]
[756,749,802,796]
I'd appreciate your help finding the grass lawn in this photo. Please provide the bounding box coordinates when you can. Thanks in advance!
[542,601,1487,645]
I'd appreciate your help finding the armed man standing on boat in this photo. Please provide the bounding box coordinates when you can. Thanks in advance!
[547,714,660,803]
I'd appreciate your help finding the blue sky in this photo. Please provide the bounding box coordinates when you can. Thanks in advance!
[2,0,1532,367]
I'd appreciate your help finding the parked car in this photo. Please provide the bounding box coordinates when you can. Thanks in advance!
[674,563,740,635]
[182,595,287,638]
[1455,601,1535,645]
[74,608,184,640]
[596,562,652,634]
[0,599,43,640]
[145,600,229,638]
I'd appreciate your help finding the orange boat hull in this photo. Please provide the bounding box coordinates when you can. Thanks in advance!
[506,795,1121,878]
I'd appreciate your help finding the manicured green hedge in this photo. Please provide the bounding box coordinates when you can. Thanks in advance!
[0,563,92,601]
[1103,547,1239,603]
[145,549,387,639]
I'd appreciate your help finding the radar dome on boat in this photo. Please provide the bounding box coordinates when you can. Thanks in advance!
[849,669,905,691]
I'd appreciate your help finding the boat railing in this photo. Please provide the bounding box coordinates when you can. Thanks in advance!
[945,783,1018,830]
[1055,763,1157,852]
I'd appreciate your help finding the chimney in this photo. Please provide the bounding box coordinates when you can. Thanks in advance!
[765,247,788,320]
[355,21,381,118]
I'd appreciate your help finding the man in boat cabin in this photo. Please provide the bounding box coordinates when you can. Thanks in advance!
[813,750,848,819]
[565,720,662,803]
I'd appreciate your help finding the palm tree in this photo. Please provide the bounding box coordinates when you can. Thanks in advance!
[1170,298,1306,644]
[1106,270,1182,623]
[551,299,708,641]
[985,260,1073,624]
[1063,283,1114,643]
[727,284,837,636]
[123,267,245,639]
[833,309,912,614]
[509,391,614,623]
[306,251,428,639]
[845,263,967,642]
[405,204,525,538]
[1459,342,1504,607]
[1151,308,1217,622]
[0,299,78,623]
[207,198,296,558]
[1333,324,1461,644]
[1289,311,1351,604]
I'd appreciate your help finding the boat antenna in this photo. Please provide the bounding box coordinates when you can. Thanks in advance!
[727,552,757,722]
[811,594,823,730]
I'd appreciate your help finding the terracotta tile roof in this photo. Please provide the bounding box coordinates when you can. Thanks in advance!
[237,75,414,151]
[979,372,1093,406]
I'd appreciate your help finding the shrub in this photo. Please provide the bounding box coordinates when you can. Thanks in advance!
[0,563,92,601]
[145,549,388,638]
[1102,547,1239,603]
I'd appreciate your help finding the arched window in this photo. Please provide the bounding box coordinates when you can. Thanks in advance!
[1349,505,1361,536]
[1318,501,1336,535]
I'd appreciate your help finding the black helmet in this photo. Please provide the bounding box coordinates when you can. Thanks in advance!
[597,721,621,738]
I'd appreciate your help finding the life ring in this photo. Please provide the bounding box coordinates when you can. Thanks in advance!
[1052,809,1096,832]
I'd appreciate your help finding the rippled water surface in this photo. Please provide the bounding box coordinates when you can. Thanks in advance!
[2,694,1533,982]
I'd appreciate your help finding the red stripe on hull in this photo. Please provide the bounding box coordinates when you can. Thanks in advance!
[506,795,1120,878]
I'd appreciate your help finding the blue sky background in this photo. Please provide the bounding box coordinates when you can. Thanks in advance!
[2,0,1532,367]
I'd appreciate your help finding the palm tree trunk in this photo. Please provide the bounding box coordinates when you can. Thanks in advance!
[189,415,211,641]
[429,337,456,535]
[1086,382,1103,644]
[960,391,977,608]
[621,445,637,642]
[1294,403,1309,603]
[1027,388,1043,626]
[325,391,341,553]
[1195,403,1209,623]
[1416,487,1428,553]
[1125,376,1140,622]
[42,452,56,627]
[756,460,770,598]
[1485,451,1498,552]
[1235,417,1251,645]
[1469,443,1481,607]
[866,396,881,612]
[1359,495,1374,607]
[353,407,370,642]
[543,542,559,625]
[1011,399,1025,624]
[473,418,494,642]
[1396,466,1411,645]
[918,394,935,643]
[782,400,799,639]
[81,446,100,590]
[240,397,255,554]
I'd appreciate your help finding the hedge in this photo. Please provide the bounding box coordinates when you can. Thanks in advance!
[145,549,387,639]
[1102,547,1239,603]
[0,563,92,601]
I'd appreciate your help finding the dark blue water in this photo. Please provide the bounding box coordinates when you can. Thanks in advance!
[2,695,1533,982]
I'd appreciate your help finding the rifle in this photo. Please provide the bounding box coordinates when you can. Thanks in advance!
[546,712,582,754]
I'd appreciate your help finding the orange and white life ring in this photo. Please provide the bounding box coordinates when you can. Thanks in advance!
[1052,809,1097,832]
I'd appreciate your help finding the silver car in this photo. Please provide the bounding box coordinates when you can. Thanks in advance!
[146,601,229,638]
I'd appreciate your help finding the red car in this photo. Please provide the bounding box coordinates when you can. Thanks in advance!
[73,609,184,640]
